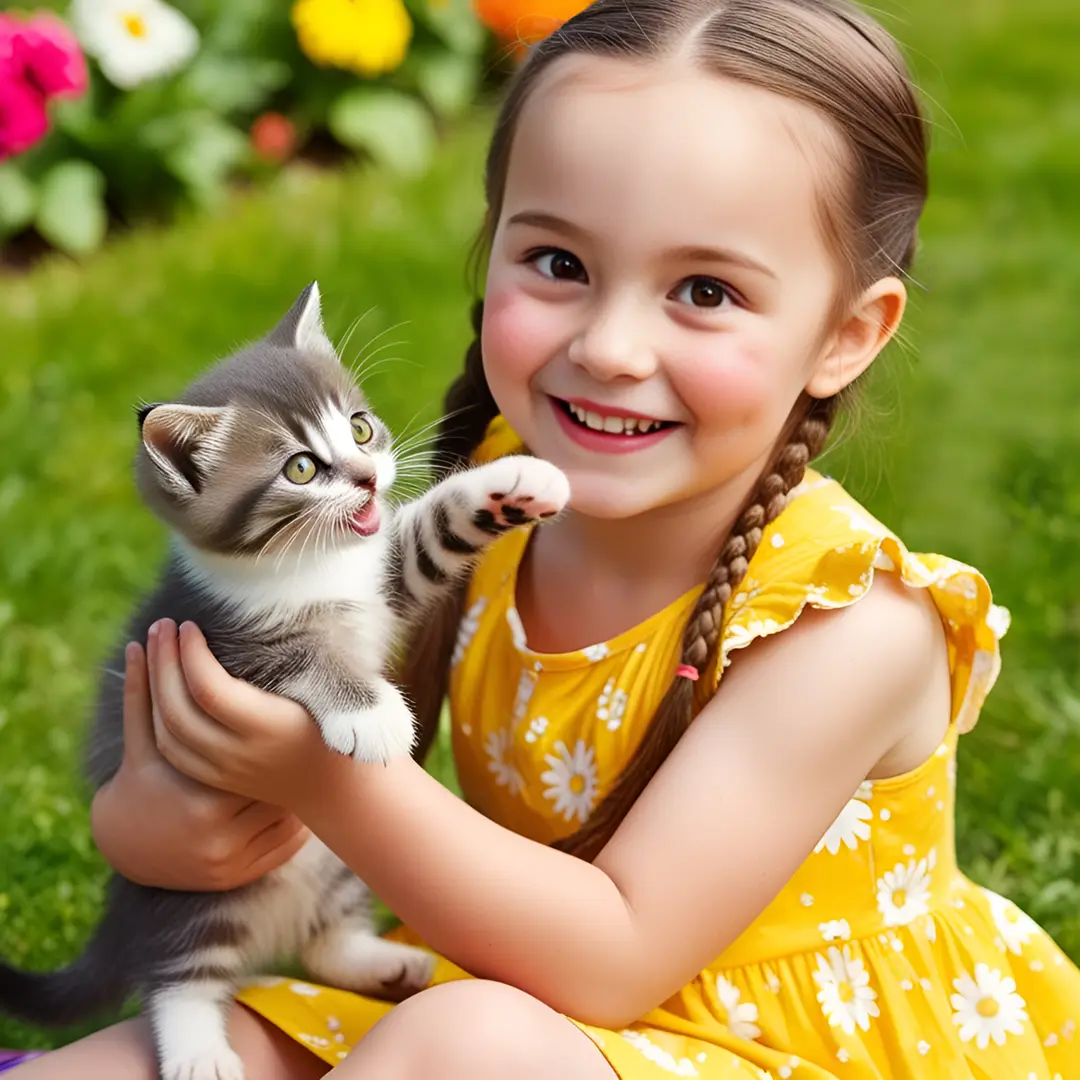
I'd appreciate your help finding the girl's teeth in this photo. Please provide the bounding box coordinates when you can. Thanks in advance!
[565,401,663,435]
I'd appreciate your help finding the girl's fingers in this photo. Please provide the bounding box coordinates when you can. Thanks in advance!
[121,642,158,763]
[242,813,311,870]
[148,620,237,759]
[178,621,309,734]
[231,797,295,833]
[152,716,224,789]
[240,823,313,884]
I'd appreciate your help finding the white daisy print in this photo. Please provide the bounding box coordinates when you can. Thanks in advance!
[876,855,933,926]
[951,964,1028,1049]
[582,642,610,662]
[484,729,524,796]
[541,740,599,823]
[819,919,852,943]
[830,504,884,536]
[524,715,549,745]
[619,1030,698,1076]
[815,797,873,855]
[451,597,487,666]
[713,976,761,1041]
[813,945,880,1035]
[511,668,537,723]
[982,889,1039,955]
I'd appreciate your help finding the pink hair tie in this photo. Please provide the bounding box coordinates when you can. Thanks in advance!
[676,664,700,682]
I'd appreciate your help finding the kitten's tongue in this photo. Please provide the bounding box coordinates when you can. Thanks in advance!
[349,500,381,537]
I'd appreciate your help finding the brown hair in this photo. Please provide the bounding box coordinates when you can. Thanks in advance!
[398,0,929,857]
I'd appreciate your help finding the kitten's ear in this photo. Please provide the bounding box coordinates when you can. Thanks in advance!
[140,404,233,497]
[267,282,337,360]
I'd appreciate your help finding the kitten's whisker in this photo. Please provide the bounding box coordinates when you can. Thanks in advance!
[336,307,377,359]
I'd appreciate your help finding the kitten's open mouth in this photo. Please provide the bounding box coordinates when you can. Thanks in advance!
[348,497,381,537]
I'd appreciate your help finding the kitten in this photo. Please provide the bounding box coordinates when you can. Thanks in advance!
[0,284,570,1080]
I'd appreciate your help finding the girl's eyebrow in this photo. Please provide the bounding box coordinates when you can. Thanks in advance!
[506,210,777,280]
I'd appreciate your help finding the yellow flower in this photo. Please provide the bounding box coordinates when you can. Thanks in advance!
[292,0,413,78]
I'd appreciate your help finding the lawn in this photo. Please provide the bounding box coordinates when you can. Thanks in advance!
[1,0,1078,1053]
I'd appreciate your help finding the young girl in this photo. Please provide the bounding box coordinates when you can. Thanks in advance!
[19,0,1080,1077]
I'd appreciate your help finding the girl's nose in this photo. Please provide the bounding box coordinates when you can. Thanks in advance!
[567,301,657,382]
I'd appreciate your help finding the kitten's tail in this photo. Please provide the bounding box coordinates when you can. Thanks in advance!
[0,907,131,1026]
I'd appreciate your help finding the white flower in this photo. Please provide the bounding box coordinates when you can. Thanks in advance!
[819,919,852,943]
[713,976,761,1041]
[71,0,199,89]
[951,963,1028,1049]
[619,1030,698,1075]
[541,740,598,823]
[582,642,610,662]
[813,945,880,1035]
[982,890,1039,955]
[452,597,487,666]
[876,856,933,926]
[505,606,528,651]
[814,797,872,854]
[484,729,524,796]
[830,504,884,536]
[289,982,322,996]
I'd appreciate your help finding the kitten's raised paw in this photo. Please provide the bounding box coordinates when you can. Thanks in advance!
[161,1049,245,1080]
[472,457,570,533]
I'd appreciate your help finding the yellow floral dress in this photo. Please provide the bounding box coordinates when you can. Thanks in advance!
[238,421,1080,1078]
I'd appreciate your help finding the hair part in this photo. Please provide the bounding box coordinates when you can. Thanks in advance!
[400,0,929,858]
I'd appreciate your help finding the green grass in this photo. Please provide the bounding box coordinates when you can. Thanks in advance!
[1,0,1079,1051]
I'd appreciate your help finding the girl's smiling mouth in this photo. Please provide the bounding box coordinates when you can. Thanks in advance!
[549,395,681,454]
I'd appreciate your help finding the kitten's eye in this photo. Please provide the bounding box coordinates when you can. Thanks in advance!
[284,454,318,485]
[351,413,374,445]
[531,249,587,282]
[673,276,732,309]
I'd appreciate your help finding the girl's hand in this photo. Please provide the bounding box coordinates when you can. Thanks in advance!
[147,619,343,809]
[90,641,310,891]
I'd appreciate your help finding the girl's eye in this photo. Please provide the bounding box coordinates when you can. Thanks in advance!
[351,413,374,445]
[531,249,587,282]
[673,276,733,309]
[284,454,318,485]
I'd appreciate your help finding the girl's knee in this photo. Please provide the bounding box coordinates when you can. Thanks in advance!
[365,979,612,1080]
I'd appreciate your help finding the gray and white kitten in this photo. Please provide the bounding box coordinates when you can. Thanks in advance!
[0,284,569,1080]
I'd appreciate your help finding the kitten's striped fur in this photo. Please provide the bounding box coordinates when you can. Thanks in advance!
[0,284,569,1080]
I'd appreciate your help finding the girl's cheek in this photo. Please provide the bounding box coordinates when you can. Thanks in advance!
[481,286,561,394]
[672,346,775,432]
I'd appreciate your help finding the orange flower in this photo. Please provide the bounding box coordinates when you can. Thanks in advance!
[473,0,589,44]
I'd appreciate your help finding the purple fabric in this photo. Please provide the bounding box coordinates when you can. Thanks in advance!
[0,1051,45,1073]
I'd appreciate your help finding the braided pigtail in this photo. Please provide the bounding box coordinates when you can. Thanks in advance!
[396,300,500,763]
[556,395,840,861]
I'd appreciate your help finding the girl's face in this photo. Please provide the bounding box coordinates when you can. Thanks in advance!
[482,56,896,520]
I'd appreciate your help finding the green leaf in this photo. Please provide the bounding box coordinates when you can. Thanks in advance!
[180,56,293,115]
[35,161,108,257]
[0,164,38,240]
[413,49,479,119]
[159,115,250,207]
[411,0,486,56]
[328,90,437,176]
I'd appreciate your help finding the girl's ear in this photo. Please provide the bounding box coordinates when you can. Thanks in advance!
[806,277,907,399]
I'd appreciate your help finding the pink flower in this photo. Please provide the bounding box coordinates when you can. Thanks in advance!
[15,14,89,99]
[0,11,87,160]
[0,75,49,159]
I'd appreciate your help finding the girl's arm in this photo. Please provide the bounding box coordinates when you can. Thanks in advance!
[149,570,945,1027]
[91,642,310,892]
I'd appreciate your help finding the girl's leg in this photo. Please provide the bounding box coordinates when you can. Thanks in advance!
[12,1004,328,1080]
[333,980,616,1080]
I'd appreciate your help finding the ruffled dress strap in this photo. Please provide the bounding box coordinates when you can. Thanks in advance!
[704,470,1010,733]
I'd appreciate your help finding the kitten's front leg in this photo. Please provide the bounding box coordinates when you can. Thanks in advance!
[390,455,570,624]
[289,670,415,762]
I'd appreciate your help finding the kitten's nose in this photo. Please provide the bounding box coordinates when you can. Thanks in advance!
[345,458,377,490]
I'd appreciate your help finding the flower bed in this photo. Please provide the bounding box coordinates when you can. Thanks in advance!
[0,0,588,262]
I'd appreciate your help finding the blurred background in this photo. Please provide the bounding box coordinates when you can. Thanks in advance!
[0,0,1077,1052]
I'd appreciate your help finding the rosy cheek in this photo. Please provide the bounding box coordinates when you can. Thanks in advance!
[672,348,774,431]
[481,287,556,380]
